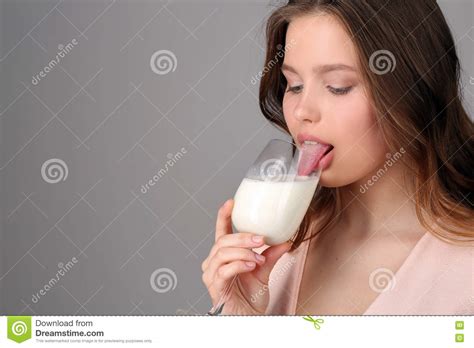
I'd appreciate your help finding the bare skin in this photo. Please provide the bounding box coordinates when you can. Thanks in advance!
[295,159,427,315]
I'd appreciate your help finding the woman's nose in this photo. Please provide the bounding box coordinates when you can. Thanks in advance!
[293,91,321,123]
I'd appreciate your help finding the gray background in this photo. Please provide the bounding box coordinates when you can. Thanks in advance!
[0,0,472,315]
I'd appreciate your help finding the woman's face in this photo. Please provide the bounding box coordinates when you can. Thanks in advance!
[282,14,389,187]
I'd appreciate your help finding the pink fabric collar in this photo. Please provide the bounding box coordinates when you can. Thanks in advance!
[265,231,473,315]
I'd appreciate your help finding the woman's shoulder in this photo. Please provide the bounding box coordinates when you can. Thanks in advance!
[421,231,473,264]
[367,232,473,315]
[398,231,472,290]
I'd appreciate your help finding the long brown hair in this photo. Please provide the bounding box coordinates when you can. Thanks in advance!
[259,0,474,251]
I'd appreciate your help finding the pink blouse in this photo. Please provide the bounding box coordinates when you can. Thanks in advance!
[261,231,474,315]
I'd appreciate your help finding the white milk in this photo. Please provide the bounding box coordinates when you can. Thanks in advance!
[231,176,318,245]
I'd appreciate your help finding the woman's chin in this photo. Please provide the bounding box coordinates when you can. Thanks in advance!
[318,168,348,188]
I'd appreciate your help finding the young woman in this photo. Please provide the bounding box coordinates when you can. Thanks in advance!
[201,0,473,315]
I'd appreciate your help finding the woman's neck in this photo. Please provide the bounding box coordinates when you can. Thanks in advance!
[337,159,426,242]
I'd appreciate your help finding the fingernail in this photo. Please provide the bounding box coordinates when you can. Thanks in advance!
[245,261,256,268]
[255,254,265,262]
[252,235,264,243]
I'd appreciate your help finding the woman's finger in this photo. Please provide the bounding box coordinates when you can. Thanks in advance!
[207,232,265,266]
[206,247,265,280]
[202,199,234,272]
[215,199,234,242]
[210,260,257,298]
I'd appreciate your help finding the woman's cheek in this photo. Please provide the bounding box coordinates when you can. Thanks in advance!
[335,108,388,179]
[282,98,298,135]
[322,98,388,186]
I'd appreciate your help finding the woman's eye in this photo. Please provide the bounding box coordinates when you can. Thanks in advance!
[327,85,353,95]
[286,85,303,94]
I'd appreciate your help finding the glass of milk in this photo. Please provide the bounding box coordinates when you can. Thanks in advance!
[231,138,321,245]
[207,139,322,315]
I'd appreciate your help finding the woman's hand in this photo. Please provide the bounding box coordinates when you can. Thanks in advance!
[201,199,292,315]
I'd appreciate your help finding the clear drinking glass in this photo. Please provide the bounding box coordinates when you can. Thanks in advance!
[207,139,322,315]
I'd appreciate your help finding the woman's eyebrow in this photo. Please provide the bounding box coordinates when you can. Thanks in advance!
[281,63,356,74]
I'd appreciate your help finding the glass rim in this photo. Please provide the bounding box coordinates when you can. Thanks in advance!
[267,138,297,147]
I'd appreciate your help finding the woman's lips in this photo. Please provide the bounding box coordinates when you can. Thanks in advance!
[296,133,332,147]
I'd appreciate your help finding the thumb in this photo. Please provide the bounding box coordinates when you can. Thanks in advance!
[255,241,292,283]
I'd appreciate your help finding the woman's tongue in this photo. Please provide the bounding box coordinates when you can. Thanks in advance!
[297,142,331,176]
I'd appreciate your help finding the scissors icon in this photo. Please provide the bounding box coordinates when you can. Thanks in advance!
[303,315,324,330]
